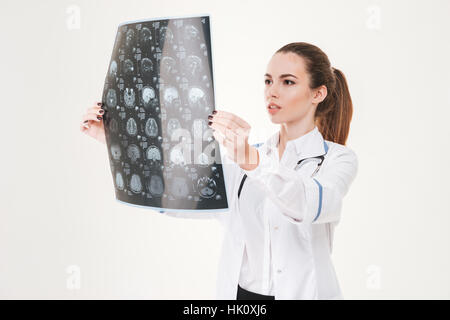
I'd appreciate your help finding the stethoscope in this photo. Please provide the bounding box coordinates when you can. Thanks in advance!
[294,155,325,177]
[237,149,327,199]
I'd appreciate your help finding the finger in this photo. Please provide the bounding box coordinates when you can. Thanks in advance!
[80,121,90,131]
[210,122,244,147]
[82,112,102,122]
[209,115,250,138]
[209,121,236,138]
[94,101,103,108]
[88,106,104,115]
[211,110,251,129]
[209,116,241,132]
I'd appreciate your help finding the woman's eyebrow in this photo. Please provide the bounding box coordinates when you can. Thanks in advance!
[264,73,298,79]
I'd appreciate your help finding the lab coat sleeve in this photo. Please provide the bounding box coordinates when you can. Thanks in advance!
[243,146,358,225]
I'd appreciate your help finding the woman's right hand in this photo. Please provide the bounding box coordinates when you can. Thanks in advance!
[80,101,106,145]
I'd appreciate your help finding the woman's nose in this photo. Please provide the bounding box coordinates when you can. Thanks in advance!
[266,84,279,98]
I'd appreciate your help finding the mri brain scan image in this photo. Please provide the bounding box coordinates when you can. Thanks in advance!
[110,143,121,160]
[126,118,138,136]
[170,177,189,198]
[148,175,164,196]
[146,145,162,161]
[188,87,207,109]
[159,26,174,45]
[130,174,143,194]
[140,27,152,48]
[106,89,117,108]
[109,60,118,79]
[125,29,136,48]
[141,58,153,78]
[123,59,134,76]
[197,177,217,199]
[184,55,203,77]
[145,118,158,137]
[161,56,177,75]
[109,118,119,133]
[116,172,125,190]
[163,86,179,106]
[184,24,200,41]
[124,88,136,108]
[167,118,181,139]
[127,144,141,162]
[102,16,228,211]
[142,86,156,108]
[170,146,187,166]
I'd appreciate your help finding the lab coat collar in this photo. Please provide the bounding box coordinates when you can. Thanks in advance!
[265,126,328,160]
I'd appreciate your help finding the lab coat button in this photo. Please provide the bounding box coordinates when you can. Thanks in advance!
[277,269,282,274]
[274,226,279,230]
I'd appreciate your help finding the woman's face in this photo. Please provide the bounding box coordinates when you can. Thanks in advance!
[264,52,325,125]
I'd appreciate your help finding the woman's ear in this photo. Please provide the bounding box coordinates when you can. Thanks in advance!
[312,85,328,104]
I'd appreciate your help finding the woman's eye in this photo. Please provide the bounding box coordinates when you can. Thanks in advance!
[264,79,272,85]
[284,80,295,85]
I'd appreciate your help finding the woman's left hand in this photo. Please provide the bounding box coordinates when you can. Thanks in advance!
[208,110,259,171]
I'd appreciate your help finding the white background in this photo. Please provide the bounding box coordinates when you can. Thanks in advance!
[1,0,449,299]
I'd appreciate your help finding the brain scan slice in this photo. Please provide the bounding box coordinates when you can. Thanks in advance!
[197,177,217,199]
[141,86,156,108]
[109,60,118,79]
[110,143,122,160]
[115,171,125,190]
[164,86,179,103]
[188,87,207,109]
[125,28,136,48]
[144,118,158,137]
[129,173,143,194]
[160,56,177,75]
[124,88,136,108]
[146,145,162,161]
[170,177,190,198]
[109,118,119,133]
[167,118,181,139]
[140,58,154,78]
[123,59,134,76]
[184,55,203,77]
[126,118,138,136]
[184,24,200,41]
[169,146,187,166]
[127,144,141,162]
[159,26,174,45]
[139,27,152,47]
[147,174,164,196]
[106,88,117,108]
[162,86,179,107]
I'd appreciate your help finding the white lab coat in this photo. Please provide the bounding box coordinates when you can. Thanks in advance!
[163,126,358,300]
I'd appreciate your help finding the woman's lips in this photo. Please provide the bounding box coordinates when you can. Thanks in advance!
[268,107,280,115]
[267,102,281,115]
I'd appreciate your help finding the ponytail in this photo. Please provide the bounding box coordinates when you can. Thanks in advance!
[315,67,353,145]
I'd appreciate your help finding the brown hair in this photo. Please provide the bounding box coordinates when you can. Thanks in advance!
[276,42,353,145]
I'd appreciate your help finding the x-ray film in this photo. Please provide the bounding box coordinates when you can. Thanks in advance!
[101,15,228,213]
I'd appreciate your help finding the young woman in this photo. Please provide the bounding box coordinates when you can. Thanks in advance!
[80,42,358,300]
